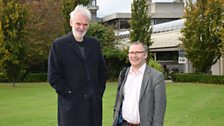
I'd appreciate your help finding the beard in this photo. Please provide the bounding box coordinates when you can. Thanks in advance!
[72,28,87,40]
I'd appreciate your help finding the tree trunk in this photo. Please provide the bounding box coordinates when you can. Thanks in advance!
[12,82,16,87]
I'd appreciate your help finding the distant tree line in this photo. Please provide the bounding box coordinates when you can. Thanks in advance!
[0,0,128,85]
[1,0,224,85]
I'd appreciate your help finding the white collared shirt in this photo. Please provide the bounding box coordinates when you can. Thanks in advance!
[122,63,146,124]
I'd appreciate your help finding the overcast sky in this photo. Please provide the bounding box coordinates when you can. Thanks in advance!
[97,0,175,17]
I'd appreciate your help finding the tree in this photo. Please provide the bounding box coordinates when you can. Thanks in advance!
[0,0,2,44]
[129,0,152,62]
[0,0,3,74]
[180,0,224,73]
[0,24,2,47]
[24,0,64,73]
[86,22,128,80]
[0,0,28,86]
[61,0,89,33]
[87,22,116,50]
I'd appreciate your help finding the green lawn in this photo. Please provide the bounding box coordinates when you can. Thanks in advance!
[0,82,224,126]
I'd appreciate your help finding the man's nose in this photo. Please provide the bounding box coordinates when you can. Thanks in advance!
[80,25,86,29]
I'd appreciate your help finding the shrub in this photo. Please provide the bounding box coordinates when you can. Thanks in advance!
[23,73,47,82]
[148,59,164,73]
[104,48,129,81]
[0,72,8,82]
[172,73,224,84]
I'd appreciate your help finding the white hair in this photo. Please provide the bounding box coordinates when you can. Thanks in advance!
[70,5,91,20]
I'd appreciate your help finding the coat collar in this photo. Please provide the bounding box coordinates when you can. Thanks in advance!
[140,65,151,99]
[66,32,91,61]
[121,65,152,100]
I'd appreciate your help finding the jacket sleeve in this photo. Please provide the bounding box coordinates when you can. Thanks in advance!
[48,42,72,97]
[153,74,166,126]
[114,70,123,112]
[112,70,123,126]
[113,67,128,126]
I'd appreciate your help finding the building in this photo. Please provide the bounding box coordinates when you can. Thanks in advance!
[151,19,224,75]
[102,13,131,31]
[150,19,187,74]
[148,0,184,25]
[88,0,101,21]
[100,0,184,30]
[95,0,224,75]
[115,18,224,75]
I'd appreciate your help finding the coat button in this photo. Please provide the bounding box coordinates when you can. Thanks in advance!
[68,90,72,94]
[84,94,88,98]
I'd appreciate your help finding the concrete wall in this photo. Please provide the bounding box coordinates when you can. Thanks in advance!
[149,3,184,18]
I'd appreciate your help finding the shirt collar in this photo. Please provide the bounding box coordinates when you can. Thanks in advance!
[130,63,146,74]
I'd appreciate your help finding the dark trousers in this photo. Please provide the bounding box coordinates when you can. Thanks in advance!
[122,120,140,126]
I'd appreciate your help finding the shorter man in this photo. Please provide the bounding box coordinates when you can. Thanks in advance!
[113,42,166,126]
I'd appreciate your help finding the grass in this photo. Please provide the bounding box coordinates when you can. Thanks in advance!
[165,83,224,126]
[0,82,224,126]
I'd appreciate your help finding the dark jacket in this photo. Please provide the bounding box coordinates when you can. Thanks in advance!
[48,32,107,126]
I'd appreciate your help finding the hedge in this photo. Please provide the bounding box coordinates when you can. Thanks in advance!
[0,73,8,82]
[22,73,47,82]
[172,73,224,84]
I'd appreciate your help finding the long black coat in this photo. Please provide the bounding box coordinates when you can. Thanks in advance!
[48,32,107,126]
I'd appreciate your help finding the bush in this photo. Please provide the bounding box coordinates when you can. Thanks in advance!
[172,73,224,84]
[23,73,47,82]
[0,72,8,82]
[104,48,129,81]
[148,59,164,73]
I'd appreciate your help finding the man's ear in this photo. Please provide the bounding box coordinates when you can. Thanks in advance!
[70,19,72,27]
[144,53,148,60]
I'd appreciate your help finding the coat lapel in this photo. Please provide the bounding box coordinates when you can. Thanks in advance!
[140,66,151,99]
[67,32,85,61]
[83,37,91,60]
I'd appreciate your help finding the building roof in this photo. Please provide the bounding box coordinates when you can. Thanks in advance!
[116,19,185,51]
[116,18,184,35]
[150,30,182,51]
[150,19,184,51]
[152,19,185,33]
[102,13,131,22]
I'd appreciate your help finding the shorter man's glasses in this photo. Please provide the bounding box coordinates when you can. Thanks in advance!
[128,51,145,55]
